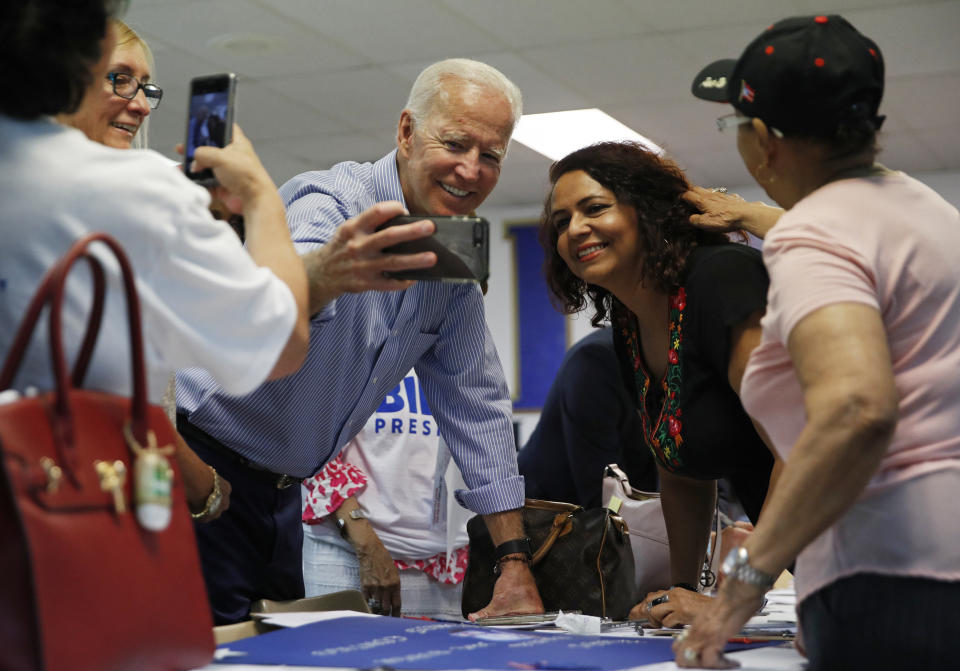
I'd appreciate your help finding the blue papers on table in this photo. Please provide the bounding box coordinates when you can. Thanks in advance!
[216,613,774,670]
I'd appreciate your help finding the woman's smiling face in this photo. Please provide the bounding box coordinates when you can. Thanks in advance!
[549,169,645,294]
[61,39,153,149]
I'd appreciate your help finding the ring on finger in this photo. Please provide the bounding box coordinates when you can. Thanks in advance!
[676,629,690,643]
[649,594,670,608]
[683,647,698,662]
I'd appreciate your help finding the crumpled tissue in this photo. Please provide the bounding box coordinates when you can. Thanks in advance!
[553,610,602,635]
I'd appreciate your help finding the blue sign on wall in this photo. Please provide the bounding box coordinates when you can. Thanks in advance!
[506,224,566,411]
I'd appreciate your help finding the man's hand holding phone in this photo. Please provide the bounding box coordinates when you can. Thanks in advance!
[303,202,438,314]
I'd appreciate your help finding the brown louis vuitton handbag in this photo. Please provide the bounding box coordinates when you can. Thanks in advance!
[461,499,636,619]
[0,233,214,670]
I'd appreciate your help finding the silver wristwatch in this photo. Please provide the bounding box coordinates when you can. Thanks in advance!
[336,509,365,537]
[721,546,776,590]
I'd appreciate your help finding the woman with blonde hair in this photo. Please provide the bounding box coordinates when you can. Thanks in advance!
[60,19,159,150]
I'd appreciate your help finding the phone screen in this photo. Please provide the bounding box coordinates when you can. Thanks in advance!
[184,73,236,182]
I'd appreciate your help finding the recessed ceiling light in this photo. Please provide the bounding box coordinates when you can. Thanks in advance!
[513,108,662,161]
[207,33,284,53]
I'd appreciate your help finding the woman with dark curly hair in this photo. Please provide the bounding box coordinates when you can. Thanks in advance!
[539,141,776,626]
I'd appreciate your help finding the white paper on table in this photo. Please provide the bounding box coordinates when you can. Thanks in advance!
[250,609,378,628]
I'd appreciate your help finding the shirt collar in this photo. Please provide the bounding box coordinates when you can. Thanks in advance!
[372,149,407,207]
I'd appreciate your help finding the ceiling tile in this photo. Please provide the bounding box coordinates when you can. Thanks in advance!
[519,33,702,107]
[261,132,396,168]
[127,0,365,78]
[259,67,415,132]
[262,0,506,63]
[441,0,654,49]
[845,1,960,76]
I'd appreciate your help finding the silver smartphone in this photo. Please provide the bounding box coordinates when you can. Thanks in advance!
[376,215,490,283]
[184,73,237,184]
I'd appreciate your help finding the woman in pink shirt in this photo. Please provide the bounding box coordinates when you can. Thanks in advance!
[678,14,960,670]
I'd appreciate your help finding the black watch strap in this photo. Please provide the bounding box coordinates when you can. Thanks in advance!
[495,537,533,561]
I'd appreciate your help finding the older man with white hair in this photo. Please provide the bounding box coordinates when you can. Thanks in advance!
[176,58,544,624]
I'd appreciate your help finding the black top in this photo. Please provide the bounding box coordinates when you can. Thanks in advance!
[518,328,658,509]
[612,244,773,522]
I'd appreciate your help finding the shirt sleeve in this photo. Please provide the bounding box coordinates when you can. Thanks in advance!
[280,167,376,323]
[687,245,769,378]
[558,339,636,509]
[762,218,879,345]
[415,284,525,515]
[124,159,297,397]
[302,454,368,523]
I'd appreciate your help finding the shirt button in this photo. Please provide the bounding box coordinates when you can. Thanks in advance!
[372,377,378,384]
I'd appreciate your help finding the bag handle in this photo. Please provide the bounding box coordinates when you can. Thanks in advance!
[0,233,149,473]
[604,463,632,495]
[530,511,575,565]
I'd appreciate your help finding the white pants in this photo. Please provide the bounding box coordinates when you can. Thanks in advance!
[302,533,465,621]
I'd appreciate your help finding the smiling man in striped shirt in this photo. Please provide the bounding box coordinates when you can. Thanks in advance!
[176,58,544,625]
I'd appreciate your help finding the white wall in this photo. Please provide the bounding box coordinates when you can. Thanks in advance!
[480,168,960,445]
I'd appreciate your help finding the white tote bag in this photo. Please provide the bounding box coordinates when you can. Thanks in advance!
[601,464,671,597]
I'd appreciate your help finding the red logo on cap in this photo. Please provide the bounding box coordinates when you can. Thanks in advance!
[815,15,828,24]
[814,57,825,67]
[739,81,755,103]
[765,45,775,55]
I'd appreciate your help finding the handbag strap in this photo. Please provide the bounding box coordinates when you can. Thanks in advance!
[530,512,574,565]
[71,254,107,388]
[0,233,149,474]
[604,463,632,496]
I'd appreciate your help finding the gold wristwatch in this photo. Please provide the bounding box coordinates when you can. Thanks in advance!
[191,467,223,522]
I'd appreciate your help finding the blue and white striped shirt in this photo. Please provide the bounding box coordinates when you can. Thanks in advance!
[177,150,524,514]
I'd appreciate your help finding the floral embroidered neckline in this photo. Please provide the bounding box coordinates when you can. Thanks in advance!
[620,287,687,471]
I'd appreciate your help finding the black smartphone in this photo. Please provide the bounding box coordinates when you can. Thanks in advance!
[377,215,489,283]
[183,73,237,184]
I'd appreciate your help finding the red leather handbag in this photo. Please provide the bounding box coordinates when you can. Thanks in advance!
[0,233,214,670]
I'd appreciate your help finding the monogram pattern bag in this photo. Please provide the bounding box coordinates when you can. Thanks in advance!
[461,498,636,619]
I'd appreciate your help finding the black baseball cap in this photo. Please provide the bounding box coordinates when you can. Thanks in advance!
[691,15,885,137]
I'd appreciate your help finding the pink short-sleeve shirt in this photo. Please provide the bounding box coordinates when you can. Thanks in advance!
[740,172,960,604]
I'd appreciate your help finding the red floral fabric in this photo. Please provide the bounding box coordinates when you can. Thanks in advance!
[302,455,468,584]
[618,286,687,471]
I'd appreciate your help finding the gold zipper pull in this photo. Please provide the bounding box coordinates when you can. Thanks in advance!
[95,460,127,514]
[39,457,63,494]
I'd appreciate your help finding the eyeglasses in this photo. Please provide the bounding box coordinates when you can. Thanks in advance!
[716,113,784,138]
[716,114,754,134]
[106,72,163,109]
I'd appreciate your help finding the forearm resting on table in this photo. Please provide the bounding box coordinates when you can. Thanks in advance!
[658,466,716,586]
[743,304,898,577]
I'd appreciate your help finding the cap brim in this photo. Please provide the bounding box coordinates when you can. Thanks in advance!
[691,59,737,102]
